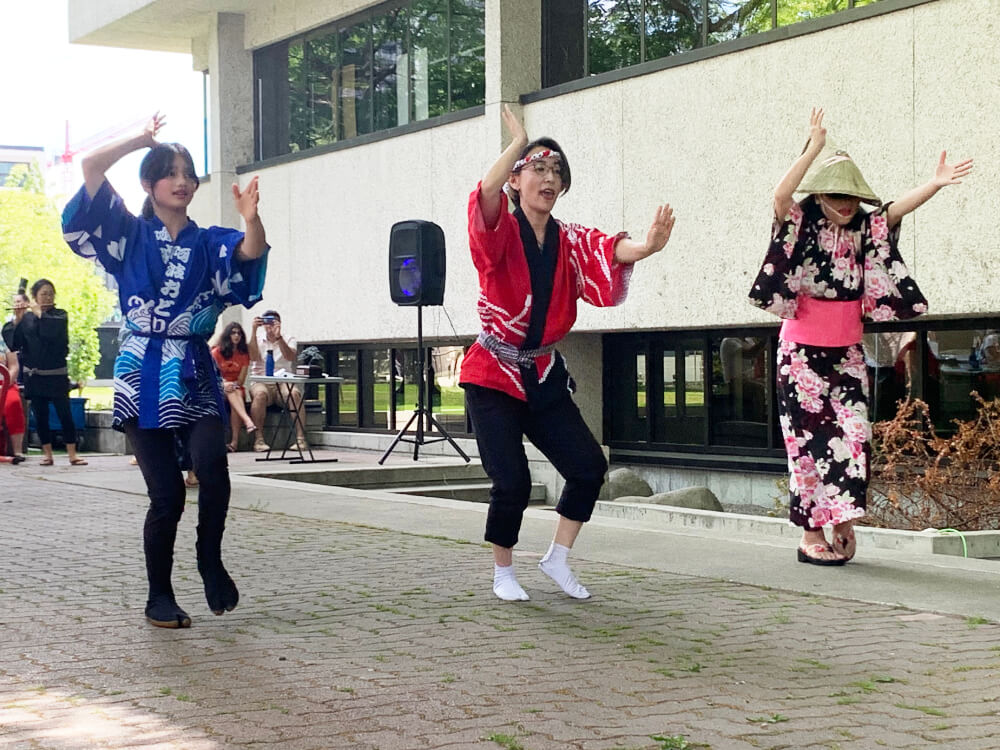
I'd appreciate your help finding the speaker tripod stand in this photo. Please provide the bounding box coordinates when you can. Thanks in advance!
[379,304,470,465]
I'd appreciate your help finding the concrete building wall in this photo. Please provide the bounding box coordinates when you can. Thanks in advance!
[216,0,999,350]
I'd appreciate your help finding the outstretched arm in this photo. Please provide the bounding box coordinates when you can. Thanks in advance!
[886,151,973,228]
[479,104,528,228]
[774,107,826,219]
[613,204,676,264]
[81,113,164,198]
[233,176,267,260]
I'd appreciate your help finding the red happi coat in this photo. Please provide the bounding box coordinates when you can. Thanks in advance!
[460,184,633,401]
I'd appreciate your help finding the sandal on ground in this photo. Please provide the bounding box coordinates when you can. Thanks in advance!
[226,443,237,453]
[184,476,199,488]
[833,530,857,562]
[11,454,26,465]
[69,458,88,466]
[145,595,192,629]
[39,458,54,466]
[797,542,847,566]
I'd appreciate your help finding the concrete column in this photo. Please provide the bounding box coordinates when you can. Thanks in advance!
[484,0,541,152]
[207,12,253,229]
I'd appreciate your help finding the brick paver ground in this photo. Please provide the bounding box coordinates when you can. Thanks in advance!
[3,473,1000,749]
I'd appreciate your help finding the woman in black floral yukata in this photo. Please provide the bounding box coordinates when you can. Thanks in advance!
[749,108,973,566]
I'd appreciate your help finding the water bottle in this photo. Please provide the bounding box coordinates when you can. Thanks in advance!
[265,349,275,376]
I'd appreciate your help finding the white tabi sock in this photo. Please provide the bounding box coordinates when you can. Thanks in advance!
[539,542,591,599]
[493,564,529,601]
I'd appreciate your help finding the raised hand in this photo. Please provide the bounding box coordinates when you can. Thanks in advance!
[808,107,826,152]
[232,176,260,223]
[142,112,166,148]
[931,151,973,187]
[501,103,528,149]
[644,204,676,257]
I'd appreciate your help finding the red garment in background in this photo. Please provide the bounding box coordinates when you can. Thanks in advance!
[211,347,250,393]
[459,184,632,401]
[3,383,25,435]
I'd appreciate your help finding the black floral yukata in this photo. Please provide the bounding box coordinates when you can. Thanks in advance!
[748,195,927,530]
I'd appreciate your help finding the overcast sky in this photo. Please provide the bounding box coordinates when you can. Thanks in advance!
[0,0,205,211]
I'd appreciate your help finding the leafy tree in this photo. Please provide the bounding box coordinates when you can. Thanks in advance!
[0,162,117,386]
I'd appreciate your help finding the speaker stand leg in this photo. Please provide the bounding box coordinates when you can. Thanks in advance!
[378,410,421,465]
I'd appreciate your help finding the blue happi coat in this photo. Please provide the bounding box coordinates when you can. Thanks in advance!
[62,180,268,430]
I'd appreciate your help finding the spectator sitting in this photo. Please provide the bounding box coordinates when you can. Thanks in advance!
[247,310,306,451]
[211,321,257,452]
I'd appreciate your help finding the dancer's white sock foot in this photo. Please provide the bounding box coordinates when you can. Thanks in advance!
[493,564,529,601]
[539,542,591,599]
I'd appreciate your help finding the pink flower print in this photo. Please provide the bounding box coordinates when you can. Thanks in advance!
[870,213,888,242]
[865,268,893,300]
[788,202,804,226]
[763,262,775,276]
[841,413,869,445]
[785,266,804,293]
[818,227,837,253]
[889,260,909,280]
[810,505,833,528]
[868,304,895,322]
[783,242,795,259]
[831,256,852,281]
[837,233,857,259]
[794,366,825,398]
[784,434,800,458]
[779,339,797,356]
[800,393,825,414]
[912,302,927,314]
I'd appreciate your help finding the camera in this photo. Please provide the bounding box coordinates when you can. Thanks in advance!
[260,315,277,324]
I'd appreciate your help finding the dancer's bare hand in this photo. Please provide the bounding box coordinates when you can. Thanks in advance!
[808,107,826,152]
[501,104,528,149]
[232,176,260,223]
[931,151,973,188]
[643,204,675,258]
[142,112,166,147]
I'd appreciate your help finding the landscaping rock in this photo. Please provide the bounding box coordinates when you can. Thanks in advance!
[606,468,653,499]
[646,487,723,512]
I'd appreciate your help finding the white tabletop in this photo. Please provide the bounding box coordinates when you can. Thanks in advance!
[250,374,345,384]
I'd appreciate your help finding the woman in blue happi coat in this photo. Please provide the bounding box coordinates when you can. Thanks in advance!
[63,114,268,628]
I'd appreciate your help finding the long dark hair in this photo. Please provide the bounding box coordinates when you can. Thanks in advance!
[218,321,249,359]
[508,137,572,207]
[139,143,199,219]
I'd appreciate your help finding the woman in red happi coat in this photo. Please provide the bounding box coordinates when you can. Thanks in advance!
[460,105,675,601]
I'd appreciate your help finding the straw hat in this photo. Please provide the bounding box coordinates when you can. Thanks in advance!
[797,145,880,206]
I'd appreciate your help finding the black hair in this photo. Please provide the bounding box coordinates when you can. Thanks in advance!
[508,137,571,207]
[218,321,249,359]
[139,142,200,219]
[30,278,55,299]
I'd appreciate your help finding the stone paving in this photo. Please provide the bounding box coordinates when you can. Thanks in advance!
[3,472,1000,749]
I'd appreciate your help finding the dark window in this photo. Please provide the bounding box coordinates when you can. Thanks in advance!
[255,0,485,160]
[316,343,473,435]
[605,319,1000,465]
[541,0,885,88]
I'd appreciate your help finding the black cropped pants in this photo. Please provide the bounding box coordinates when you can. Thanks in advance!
[125,417,230,599]
[464,384,608,548]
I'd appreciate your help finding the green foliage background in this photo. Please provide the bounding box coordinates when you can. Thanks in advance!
[1,163,116,384]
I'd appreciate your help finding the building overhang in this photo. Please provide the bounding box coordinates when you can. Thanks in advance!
[67,0,252,54]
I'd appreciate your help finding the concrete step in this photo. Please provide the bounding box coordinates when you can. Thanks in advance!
[249,461,490,489]
[394,481,547,504]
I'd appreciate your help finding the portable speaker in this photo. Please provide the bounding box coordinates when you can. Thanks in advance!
[388,220,446,306]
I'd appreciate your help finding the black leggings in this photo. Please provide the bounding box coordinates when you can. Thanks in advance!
[465,384,608,548]
[30,396,77,446]
[125,417,230,599]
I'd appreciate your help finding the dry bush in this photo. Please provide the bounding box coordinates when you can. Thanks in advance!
[869,395,1000,531]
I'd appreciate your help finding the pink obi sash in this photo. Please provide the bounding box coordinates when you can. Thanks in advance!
[780,296,863,347]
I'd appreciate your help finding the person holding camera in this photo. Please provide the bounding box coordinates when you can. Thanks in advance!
[247,310,306,452]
